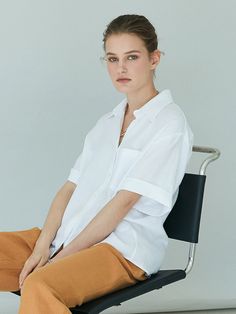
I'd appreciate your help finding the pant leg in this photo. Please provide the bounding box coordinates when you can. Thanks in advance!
[19,242,147,314]
[0,227,41,291]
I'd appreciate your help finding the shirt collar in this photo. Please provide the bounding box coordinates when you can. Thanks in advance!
[107,89,174,122]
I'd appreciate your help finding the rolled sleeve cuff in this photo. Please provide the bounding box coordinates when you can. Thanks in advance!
[117,177,172,208]
[68,168,80,185]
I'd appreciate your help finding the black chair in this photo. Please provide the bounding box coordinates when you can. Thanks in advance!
[12,145,220,314]
[68,145,220,313]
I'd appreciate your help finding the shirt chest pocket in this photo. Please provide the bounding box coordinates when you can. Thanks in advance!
[109,148,141,189]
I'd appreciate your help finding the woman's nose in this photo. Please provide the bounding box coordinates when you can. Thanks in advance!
[117,60,127,73]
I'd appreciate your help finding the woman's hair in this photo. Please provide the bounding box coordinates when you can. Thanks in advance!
[102,14,158,55]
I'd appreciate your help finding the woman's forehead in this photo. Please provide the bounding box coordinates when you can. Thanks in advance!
[105,33,146,54]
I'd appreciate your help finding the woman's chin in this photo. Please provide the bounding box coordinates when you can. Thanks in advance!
[114,85,133,93]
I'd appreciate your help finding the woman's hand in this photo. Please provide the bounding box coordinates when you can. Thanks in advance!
[19,244,50,289]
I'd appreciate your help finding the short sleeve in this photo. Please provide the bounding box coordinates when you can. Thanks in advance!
[117,130,193,210]
[67,152,84,185]
[66,114,107,185]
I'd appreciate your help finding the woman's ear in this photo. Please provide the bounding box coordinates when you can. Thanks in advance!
[150,49,161,70]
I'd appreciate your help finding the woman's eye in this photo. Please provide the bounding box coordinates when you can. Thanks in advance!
[107,57,118,63]
[127,55,138,61]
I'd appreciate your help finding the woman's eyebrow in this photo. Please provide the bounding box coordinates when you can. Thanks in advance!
[106,50,142,56]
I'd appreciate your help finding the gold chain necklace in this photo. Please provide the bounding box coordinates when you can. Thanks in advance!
[120,130,126,137]
[120,104,135,137]
[120,90,159,138]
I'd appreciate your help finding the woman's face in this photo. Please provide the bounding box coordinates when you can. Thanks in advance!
[104,33,159,95]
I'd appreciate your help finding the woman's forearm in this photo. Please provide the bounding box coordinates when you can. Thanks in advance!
[52,189,141,260]
[35,181,76,250]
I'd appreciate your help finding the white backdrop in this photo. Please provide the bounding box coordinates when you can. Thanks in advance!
[0,0,235,313]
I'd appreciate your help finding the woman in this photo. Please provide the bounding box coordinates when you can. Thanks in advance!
[0,14,193,313]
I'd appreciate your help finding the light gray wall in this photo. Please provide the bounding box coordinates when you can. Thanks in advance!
[0,0,235,313]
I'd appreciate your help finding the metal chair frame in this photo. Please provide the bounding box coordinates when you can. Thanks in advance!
[69,145,220,313]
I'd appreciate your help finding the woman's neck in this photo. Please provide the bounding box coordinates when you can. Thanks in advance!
[126,85,158,116]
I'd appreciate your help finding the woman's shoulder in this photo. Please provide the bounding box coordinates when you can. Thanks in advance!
[152,94,194,140]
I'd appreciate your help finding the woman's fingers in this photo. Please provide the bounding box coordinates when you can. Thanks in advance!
[18,247,51,289]
[34,257,48,269]
[19,263,32,287]
[19,258,38,288]
[19,255,51,288]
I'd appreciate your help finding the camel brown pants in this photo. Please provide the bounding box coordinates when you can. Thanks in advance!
[0,227,147,313]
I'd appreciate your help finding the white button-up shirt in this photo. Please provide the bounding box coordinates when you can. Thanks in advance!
[49,89,194,276]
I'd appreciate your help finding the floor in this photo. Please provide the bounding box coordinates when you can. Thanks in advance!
[148,310,236,314]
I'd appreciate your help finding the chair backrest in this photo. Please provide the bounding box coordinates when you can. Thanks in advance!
[163,173,206,243]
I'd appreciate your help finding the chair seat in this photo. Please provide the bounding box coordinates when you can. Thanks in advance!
[69,269,186,314]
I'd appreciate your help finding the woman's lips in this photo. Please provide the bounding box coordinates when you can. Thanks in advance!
[117,78,131,83]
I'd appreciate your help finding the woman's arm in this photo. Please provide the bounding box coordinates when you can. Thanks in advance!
[35,180,77,250]
[19,181,77,288]
[51,189,141,261]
